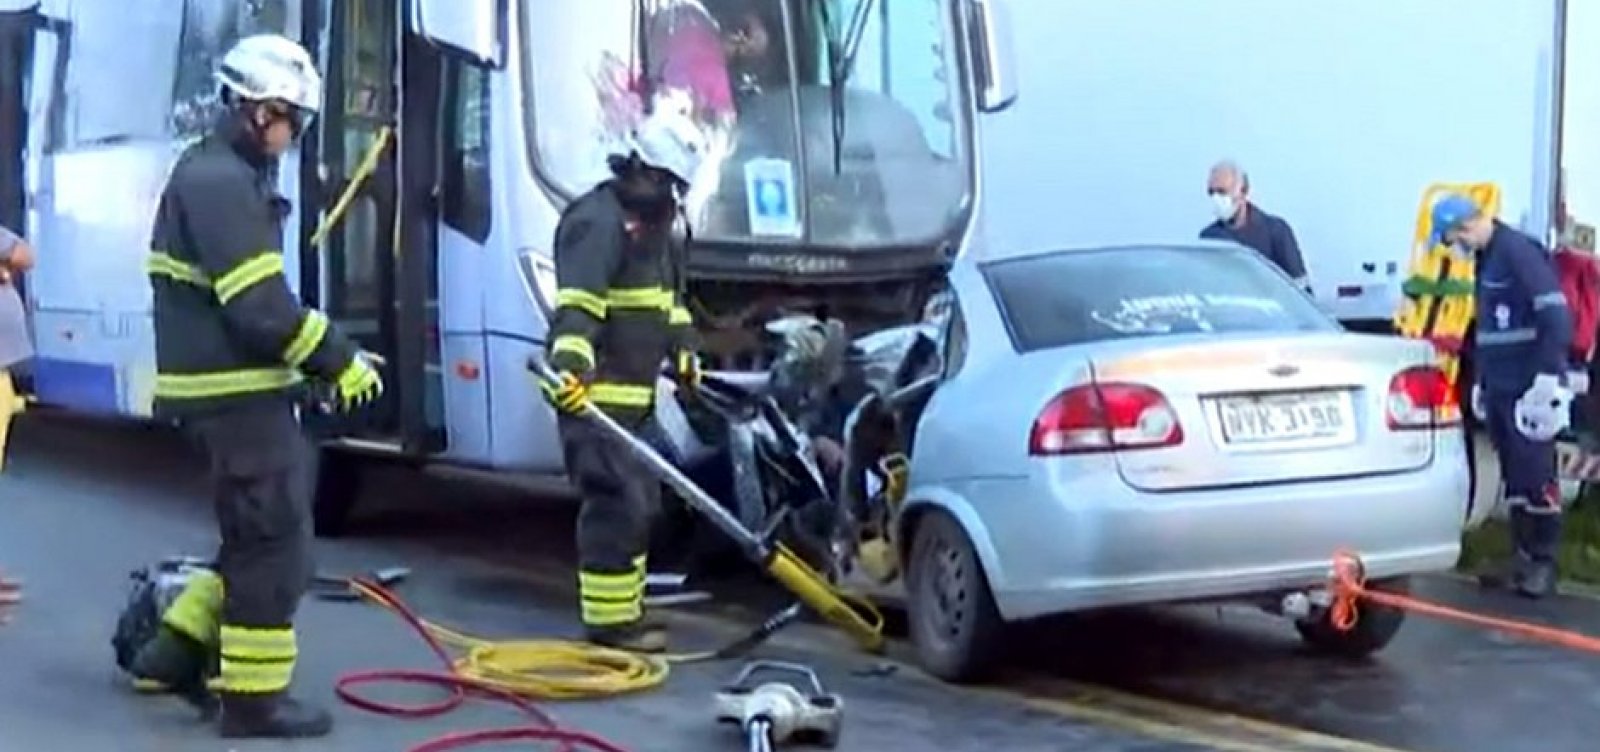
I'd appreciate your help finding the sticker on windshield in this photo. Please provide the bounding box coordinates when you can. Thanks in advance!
[744,158,801,237]
[1092,294,1287,335]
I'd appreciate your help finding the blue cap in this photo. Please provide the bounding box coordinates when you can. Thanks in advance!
[1430,194,1481,246]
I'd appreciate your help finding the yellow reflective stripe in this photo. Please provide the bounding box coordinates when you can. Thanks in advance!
[155,368,303,400]
[146,251,212,286]
[217,661,294,693]
[556,288,608,319]
[219,625,298,658]
[218,625,297,692]
[581,601,642,626]
[282,310,329,368]
[550,335,595,370]
[606,287,674,310]
[579,573,642,595]
[214,252,284,305]
[588,382,653,408]
[579,569,644,626]
[161,570,224,646]
[668,305,692,326]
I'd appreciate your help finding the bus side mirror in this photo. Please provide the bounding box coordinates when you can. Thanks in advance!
[409,0,505,68]
[970,0,1017,113]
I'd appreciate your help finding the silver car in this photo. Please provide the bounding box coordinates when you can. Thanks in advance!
[897,241,1469,681]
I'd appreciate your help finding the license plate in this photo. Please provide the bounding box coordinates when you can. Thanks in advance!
[1217,392,1351,445]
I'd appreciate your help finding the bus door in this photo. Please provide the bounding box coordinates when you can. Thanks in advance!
[301,0,443,454]
[300,0,403,444]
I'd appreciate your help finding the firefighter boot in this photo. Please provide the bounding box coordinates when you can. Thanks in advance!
[219,692,333,739]
[586,618,668,654]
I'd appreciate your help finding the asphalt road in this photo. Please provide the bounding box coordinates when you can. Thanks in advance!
[7,411,1600,751]
[0,413,1196,752]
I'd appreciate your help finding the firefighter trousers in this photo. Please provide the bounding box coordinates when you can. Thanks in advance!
[1485,392,1563,563]
[165,400,315,695]
[558,413,660,630]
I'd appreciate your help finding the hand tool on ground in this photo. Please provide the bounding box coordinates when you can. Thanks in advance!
[529,359,884,652]
[714,661,842,750]
[311,566,410,602]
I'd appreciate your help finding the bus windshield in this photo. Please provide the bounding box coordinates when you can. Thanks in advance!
[522,0,972,251]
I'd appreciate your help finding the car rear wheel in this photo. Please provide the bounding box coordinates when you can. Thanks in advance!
[1294,575,1410,658]
[906,511,1004,682]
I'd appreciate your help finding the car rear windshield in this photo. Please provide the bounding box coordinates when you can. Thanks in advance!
[983,245,1336,352]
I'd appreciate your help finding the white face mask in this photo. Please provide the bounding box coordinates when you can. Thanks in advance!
[1211,193,1238,222]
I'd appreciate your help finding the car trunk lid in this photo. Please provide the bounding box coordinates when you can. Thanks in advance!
[1088,333,1445,492]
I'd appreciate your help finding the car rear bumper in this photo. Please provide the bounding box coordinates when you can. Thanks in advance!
[958,441,1469,622]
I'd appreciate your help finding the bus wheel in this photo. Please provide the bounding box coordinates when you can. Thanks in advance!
[313,449,365,538]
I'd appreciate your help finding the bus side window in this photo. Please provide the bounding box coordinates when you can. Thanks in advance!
[440,58,491,243]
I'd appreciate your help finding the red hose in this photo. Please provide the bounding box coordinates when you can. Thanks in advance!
[334,578,631,752]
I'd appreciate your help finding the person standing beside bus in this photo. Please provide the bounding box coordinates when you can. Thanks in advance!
[129,34,381,738]
[542,105,708,653]
[0,223,33,474]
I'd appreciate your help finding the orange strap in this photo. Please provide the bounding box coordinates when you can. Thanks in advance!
[1328,549,1600,654]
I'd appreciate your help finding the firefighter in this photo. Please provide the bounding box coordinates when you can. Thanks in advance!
[129,34,381,737]
[1434,194,1575,598]
[542,104,708,653]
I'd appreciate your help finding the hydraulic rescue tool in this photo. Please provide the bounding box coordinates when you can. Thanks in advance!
[714,661,843,750]
[530,359,885,653]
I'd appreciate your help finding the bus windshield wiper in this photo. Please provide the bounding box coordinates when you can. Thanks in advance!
[815,0,876,175]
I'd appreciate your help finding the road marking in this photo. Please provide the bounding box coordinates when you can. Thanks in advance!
[1002,676,1421,752]
[467,560,1422,752]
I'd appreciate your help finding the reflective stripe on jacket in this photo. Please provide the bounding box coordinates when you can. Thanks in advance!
[544,184,695,422]
[148,118,359,417]
[1474,221,1575,395]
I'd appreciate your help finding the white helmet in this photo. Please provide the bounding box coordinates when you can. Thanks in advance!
[627,92,709,186]
[216,34,323,114]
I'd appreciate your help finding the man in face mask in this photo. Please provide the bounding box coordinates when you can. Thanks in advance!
[540,103,708,652]
[1435,193,1575,598]
[1200,160,1311,293]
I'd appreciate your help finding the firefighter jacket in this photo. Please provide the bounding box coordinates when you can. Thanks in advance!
[545,183,695,422]
[1475,221,1575,395]
[147,117,360,418]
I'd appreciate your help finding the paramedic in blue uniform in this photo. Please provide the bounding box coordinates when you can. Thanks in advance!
[1434,194,1574,598]
[1200,160,1311,293]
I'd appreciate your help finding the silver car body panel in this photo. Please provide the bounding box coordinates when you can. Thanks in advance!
[901,246,1468,622]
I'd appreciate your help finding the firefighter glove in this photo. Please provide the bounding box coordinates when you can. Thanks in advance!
[542,370,590,414]
[672,349,702,393]
[335,353,384,411]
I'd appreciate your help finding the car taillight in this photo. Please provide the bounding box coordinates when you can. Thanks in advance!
[1029,382,1184,455]
[1386,365,1460,430]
